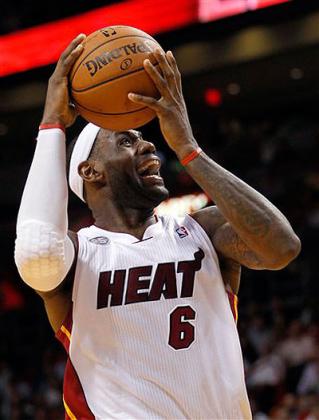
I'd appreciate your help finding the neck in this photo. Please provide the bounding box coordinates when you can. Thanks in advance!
[90,198,157,240]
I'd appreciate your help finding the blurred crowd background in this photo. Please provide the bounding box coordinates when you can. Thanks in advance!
[1,1,319,419]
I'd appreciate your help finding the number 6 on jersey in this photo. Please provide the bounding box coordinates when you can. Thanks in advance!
[168,305,196,350]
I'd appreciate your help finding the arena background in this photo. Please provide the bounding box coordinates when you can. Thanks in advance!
[1,1,319,418]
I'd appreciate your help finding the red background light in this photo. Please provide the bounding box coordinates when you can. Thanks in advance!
[205,88,223,107]
[0,0,290,77]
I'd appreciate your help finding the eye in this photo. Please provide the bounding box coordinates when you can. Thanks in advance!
[119,136,132,147]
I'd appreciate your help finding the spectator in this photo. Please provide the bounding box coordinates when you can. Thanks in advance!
[247,341,285,413]
[297,347,319,395]
[278,320,317,392]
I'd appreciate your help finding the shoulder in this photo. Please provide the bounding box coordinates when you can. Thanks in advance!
[160,208,224,232]
[159,213,212,239]
[190,207,241,294]
[190,206,226,237]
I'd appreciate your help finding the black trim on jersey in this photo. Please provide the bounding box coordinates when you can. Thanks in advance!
[132,237,153,244]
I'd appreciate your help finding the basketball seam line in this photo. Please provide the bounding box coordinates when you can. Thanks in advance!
[70,34,160,83]
[72,63,160,93]
[75,102,149,116]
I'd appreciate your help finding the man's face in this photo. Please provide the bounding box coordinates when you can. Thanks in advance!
[93,128,169,208]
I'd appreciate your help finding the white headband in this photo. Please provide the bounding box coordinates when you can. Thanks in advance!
[69,123,100,202]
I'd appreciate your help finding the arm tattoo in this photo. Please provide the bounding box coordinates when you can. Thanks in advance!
[187,154,287,250]
[210,175,271,239]
[214,223,264,269]
[188,153,299,267]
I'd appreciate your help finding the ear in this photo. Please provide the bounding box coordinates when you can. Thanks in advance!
[78,160,106,184]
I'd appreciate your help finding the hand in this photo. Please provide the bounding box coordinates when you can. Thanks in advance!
[41,34,86,128]
[128,49,199,160]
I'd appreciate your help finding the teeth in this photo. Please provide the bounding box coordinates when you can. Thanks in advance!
[138,159,160,176]
[143,174,161,179]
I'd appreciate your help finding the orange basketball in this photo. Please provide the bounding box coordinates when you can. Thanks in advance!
[69,26,163,131]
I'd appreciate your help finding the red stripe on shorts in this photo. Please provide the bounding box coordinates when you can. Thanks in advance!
[63,357,95,419]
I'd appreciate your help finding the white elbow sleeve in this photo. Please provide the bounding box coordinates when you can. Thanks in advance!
[14,220,75,292]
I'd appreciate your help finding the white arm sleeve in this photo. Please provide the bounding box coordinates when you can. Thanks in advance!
[14,128,75,292]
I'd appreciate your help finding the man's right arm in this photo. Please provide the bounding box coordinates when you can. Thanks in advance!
[14,34,86,296]
[35,231,79,333]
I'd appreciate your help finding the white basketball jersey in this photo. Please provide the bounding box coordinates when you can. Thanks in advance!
[59,214,251,419]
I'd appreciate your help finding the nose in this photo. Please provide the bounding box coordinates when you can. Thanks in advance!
[138,139,156,155]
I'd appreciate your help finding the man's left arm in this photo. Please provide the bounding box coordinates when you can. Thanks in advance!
[191,205,297,270]
[184,158,301,270]
[128,48,301,270]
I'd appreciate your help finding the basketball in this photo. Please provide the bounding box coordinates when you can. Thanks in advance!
[69,26,163,131]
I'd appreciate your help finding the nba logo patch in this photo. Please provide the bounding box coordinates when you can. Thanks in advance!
[176,226,188,238]
[89,236,110,245]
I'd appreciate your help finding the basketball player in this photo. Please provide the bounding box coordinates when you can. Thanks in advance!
[14,34,300,419]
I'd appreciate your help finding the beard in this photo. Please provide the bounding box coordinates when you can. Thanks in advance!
[107,167,169,210]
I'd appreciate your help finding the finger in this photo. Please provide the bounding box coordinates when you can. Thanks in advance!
[152,49,175,87]
[166,50,182,92]
[62,43,85,72]
[60,33,86,62]
[56,34,86,75]
[143,59,169,97]
[128,93,159,111]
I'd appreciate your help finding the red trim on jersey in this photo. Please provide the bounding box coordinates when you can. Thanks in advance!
[227,290,238,324]
[63,358,95,419]
[55,306,94,418]
[55,305,73,353]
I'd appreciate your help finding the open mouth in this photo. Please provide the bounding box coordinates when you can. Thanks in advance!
[137,158,163,183]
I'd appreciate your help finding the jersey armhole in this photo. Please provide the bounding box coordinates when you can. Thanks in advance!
[226,286,239,324]
[185,214,239,324]
[185,213,221,268]
[70,231,83,305]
